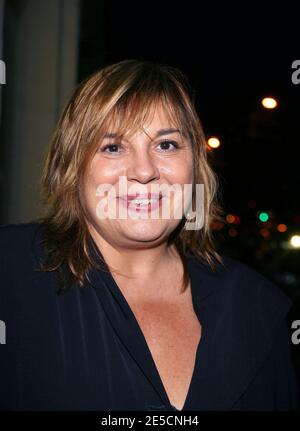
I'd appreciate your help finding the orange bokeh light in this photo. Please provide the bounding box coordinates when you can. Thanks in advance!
[277,223,287,233]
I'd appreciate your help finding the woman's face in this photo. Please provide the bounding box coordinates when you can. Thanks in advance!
[81,104,194,249]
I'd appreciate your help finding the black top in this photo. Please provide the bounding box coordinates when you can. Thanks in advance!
[0,222,299,411]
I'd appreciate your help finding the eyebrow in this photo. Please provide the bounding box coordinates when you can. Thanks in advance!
[153,128,183,138]
[102,128,183,141]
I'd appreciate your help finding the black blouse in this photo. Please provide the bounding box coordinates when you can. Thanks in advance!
[0,222,299,410]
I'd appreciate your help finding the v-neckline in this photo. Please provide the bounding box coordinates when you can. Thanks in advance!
[87,245,288,411]
[166,258,207,411]
[95,255,207,411]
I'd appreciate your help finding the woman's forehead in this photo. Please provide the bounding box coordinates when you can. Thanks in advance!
[104,104,184,139]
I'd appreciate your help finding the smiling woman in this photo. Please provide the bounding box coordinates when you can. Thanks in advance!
[0,59,299,411]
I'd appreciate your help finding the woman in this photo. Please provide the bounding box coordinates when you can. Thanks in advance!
[0,59,299,411]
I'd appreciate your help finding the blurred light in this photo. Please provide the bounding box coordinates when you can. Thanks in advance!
[281,241,290,250]
[228,227,238,237]
[259,212,269,222]
[226,214,235,223]
[226,214,240,224]
[207,137,221,149]
[233,215,240,224]
[247,199,256,209]
[283,273,297,285]
[260,228,272,239]
[290,235,300,248]
[261,97,278,109]
[277,223,287,233]
[211,221,225,230]
[272,271,297,285]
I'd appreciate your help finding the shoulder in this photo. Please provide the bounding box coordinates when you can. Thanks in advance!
[220,254,292,313]
[189,254,299,410]
[0,221,45,267]
[0,221,59,319]
[189,253,293,331]
[0,220,42,241]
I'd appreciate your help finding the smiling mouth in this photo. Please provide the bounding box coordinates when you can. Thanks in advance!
[117,194,163,211]
[118,192,163,204]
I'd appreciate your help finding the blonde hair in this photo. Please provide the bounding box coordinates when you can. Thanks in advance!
[33,59,225,293]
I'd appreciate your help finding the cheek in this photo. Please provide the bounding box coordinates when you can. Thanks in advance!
[170,158,193,184]
[89,159,123,189]
[81,166,103,211]
[185,154,194,184]
[85,161,114,193]
[83,163,119,219]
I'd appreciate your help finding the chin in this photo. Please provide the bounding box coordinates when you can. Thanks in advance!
[122,221,169,242]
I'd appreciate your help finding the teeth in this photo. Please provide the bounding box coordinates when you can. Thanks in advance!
[130,198,158,205]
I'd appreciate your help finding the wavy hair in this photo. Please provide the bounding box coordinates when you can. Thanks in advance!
[33,59,225,293]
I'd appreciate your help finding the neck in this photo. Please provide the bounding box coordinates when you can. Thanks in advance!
[88,224,184,300]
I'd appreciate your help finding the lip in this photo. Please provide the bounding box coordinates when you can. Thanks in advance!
[118,192,163,201]
[117,194,163,213]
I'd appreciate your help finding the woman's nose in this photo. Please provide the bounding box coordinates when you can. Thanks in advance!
[126,149,160,183]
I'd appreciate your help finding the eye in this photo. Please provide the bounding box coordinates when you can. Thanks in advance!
[157,140,179,151]
[98,140,180,155]
[99,143,123,154]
